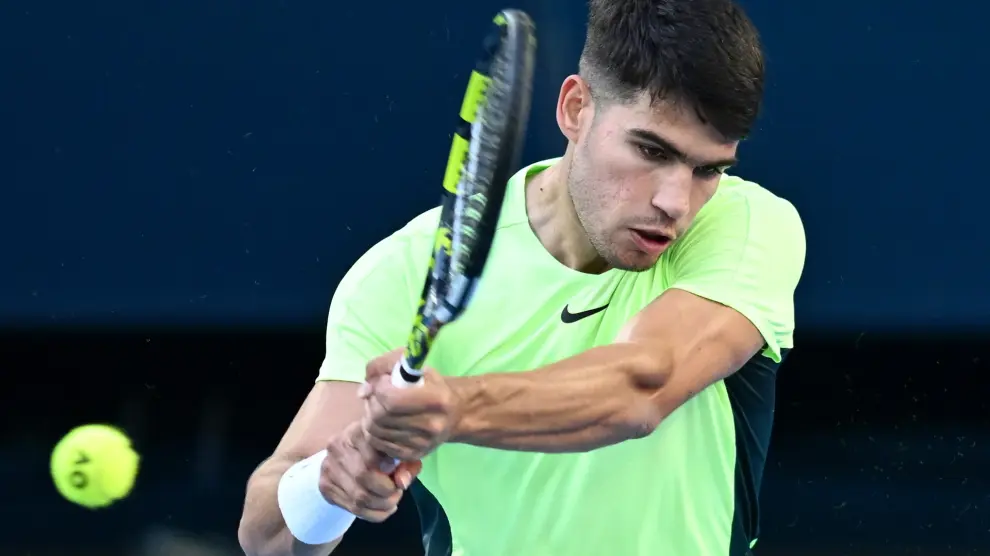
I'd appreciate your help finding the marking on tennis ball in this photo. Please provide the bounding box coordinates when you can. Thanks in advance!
[71,451,90,489]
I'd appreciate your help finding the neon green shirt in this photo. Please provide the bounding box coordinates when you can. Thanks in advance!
[318,159,806,556]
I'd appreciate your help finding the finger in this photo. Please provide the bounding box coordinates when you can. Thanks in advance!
[354,469,402,501]
[363,392,407,436]
[363,408,436,461]
[366,432,424,461]
[351,440,402,497]
[364,415,429,450]
[352,421,394,466]
[365,402,441,444]
[367,429,434,461]
[393,460,423,490]
[352,483,403,513]
[361,422,415,460]
[365,348,405,383]
[350,429,411,491]
[362,404,418,443]
[345,484,400,524]
[371,384,451,417]
[354,504,400,524]
[360,405,380,439]
[357,381,371,399]
[422,368,445,387]
[318,453,364,513]
[337,449,402,518]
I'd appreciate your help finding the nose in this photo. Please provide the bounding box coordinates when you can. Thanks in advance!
[649,168,692,222]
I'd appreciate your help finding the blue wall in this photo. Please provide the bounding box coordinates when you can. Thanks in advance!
[1,0,983,330]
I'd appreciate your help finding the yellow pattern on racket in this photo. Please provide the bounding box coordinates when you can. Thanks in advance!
[399,8,535,378]
[442,70,491,194]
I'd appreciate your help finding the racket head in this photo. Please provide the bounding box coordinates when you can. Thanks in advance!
[456,10,536,279]
[399,10,537,379]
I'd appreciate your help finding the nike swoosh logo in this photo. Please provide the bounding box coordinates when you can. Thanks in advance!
[560,304,609,323]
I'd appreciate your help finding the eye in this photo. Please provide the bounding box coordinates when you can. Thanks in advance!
[636,144,668,161]
[695,165,729,179]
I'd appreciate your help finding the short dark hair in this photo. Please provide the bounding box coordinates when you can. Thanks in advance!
[579,0,765,140]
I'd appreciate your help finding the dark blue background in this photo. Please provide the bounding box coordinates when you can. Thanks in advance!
[2,3,989,555]
[2,0,983,330]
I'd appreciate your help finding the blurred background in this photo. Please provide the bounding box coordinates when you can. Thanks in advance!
[1,0,987,554]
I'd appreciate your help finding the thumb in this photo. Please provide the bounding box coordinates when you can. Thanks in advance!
[365,347,405,384]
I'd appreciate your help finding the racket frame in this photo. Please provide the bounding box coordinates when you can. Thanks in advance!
[391,9,536,389]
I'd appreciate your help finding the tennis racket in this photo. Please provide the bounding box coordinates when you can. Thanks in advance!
[390,9,537,388]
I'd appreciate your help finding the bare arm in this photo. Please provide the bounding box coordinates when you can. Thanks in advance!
[440,193,805,453]
[447,288,766,452]
[237,381,362,556]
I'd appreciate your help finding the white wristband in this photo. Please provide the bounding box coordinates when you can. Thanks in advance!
[277,449,356,545]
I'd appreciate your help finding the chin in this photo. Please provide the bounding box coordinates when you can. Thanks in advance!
[598,232,669,272]
[607,251,660,272]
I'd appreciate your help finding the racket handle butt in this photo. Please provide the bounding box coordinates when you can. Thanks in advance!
[391,357,425,389]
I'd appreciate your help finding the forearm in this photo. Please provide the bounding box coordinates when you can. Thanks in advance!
[238,457,342,556]
[448,344,664,453]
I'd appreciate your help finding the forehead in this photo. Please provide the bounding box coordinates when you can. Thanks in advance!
[597,93,738,160]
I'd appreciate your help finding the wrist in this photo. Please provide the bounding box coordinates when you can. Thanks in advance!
[277,450,355,545]
[446,375,485,444]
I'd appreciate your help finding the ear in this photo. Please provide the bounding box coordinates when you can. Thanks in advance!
[556,75,593,143]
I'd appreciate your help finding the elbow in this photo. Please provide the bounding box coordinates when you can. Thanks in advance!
[619,401,664,441]
[616,345,671,439]
[237,471,282,556]
[238,509,270,556]
[238,516,290,556]
[238,476,263,556]
[238,522,259,556]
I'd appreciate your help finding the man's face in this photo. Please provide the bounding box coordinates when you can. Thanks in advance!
[564,85,739,271]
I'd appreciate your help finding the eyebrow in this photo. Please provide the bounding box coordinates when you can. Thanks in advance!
[627,128,738,169]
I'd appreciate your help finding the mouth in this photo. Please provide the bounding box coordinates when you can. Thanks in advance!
[629,228,673,256]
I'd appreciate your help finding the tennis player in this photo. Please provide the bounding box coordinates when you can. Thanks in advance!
[238,0,805,555]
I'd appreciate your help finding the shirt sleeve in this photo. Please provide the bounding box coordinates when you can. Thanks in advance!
[663,183,806,362]
[316,226,432,383]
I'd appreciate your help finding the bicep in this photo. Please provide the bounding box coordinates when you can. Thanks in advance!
[621,189,804,415]
[664,189,805,361]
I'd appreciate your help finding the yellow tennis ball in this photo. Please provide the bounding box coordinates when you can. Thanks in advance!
[50,424,140,509]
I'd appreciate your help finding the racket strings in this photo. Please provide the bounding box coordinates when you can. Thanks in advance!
[442,25,516,315]
[404,10,535,370]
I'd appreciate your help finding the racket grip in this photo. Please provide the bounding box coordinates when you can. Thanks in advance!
[381,357,424,474]
[391,357,425,388]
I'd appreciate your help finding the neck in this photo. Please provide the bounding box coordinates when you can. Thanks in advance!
[525,152,609,274]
